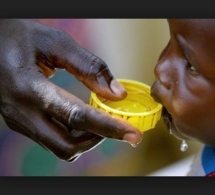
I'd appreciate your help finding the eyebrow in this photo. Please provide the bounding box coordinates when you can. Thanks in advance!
[176,34,199,68]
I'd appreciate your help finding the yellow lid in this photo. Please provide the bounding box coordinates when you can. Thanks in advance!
[89,79,163,133]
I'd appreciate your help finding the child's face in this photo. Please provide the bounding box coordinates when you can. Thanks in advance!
[151,19,215,146]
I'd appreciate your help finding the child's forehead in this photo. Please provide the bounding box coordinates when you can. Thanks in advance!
[168,19,215,69]
[168,19,215,34]
[168,19,215,48]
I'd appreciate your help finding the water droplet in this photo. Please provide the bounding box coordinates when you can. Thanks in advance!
[131,143,138,148]
[180,140,188,152]
[169,123,173,135]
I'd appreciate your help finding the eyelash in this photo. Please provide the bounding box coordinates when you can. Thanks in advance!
[185,59,199,75]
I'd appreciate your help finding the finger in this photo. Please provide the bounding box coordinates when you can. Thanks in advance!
[33,25,127,101]
[39,81,143,145]
[3,111,104,162]
[83,104,143,145]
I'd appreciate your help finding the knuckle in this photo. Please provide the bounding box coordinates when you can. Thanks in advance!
[88,55,114,82]
[89,55,107,75]
[68,104,86,130]
[81,54,113,83]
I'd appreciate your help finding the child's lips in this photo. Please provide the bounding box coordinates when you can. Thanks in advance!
[162,107,172,120]
[151,81,173,131]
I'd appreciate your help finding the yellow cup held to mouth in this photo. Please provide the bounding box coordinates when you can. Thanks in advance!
[89,79,162,133]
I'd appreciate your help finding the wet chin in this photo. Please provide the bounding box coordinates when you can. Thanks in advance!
[163,117,187,140]
[162,107,189,140]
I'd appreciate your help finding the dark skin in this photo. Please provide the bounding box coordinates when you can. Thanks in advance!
[0,19,142,162]
[151,19,215,147]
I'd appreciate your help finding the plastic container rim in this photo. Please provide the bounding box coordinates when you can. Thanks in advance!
[90,79,162,117]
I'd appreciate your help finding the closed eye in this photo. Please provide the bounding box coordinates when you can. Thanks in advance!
[185,59,199,76]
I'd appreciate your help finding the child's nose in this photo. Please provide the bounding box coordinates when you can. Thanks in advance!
[154,58,172,90]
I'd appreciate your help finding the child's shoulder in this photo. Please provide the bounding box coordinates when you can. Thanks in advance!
[188,144,215,176]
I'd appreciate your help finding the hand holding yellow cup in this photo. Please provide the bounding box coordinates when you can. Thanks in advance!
[89,79,162,133]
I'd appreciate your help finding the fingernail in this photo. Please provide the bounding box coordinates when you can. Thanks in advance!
[123,132,143,146]
[110,79,127,97]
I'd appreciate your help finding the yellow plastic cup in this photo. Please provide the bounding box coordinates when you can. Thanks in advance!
[89,79,163,133]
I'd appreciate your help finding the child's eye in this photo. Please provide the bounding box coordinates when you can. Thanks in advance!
[189,65,197,71]
[185,59,199,75]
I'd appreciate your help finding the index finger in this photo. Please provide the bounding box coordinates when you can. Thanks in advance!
[34,26,127,101]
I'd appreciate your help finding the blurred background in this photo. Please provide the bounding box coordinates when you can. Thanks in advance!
[0,19,202,176]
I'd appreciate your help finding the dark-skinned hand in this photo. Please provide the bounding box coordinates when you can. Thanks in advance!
[0,19,142,162]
